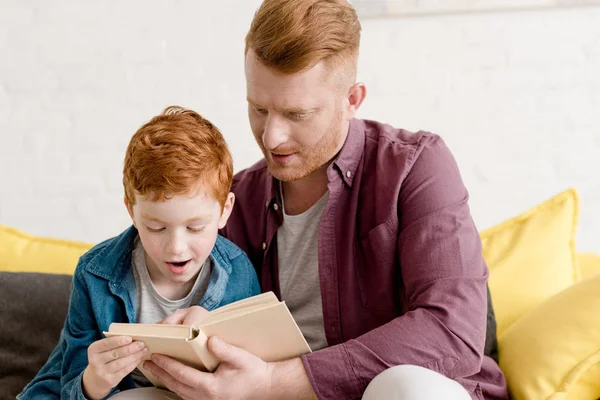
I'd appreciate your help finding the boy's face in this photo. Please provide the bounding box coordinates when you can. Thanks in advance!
[126,184,234,293]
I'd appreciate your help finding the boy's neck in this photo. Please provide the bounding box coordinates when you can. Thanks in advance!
[153,278,196,301]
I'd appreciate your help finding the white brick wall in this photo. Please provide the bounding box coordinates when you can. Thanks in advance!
[1,1,599,252]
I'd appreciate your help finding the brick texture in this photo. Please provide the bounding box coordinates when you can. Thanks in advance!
[0,1,598,252]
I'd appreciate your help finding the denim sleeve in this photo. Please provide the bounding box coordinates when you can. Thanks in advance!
[18,264,115,400]
[60,269,111,399]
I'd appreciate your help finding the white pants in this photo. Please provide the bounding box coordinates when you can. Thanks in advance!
[363,365,471,400]
[110,365,470,400]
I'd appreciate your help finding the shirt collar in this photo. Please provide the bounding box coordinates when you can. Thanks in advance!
[331,118,365,188]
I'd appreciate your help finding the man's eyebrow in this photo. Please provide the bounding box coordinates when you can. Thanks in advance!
[247,98,317,114]
[247,97,262,107]
[283,107,317,114]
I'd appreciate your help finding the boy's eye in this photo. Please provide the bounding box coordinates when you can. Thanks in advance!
[146,226,165,233]
[187,227,205,233]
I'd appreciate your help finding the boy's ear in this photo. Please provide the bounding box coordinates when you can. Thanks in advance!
[217,192,235,229]
[124,198,137,228]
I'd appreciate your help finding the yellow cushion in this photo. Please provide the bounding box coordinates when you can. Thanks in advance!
[499,273,600,400]
[577,252,600,281]
[0,224,93,275]
[480,188,579,338]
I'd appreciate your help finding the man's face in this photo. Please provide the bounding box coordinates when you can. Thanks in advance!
[127,185,233,294]
[245,50,349,182]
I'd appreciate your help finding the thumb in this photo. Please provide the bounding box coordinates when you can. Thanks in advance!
[208,336,253,366]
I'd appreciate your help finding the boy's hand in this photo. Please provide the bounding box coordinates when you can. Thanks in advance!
[160,306,210,327]
[82,336,147,400]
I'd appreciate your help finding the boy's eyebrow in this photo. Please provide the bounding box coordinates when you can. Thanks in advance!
[141,213,212,225]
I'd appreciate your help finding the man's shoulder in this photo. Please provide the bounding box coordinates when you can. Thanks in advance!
[362,118,440,150]
[232,158,269,187]
[359,119,446,174]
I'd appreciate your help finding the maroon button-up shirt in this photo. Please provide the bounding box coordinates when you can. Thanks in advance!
[221,119,508,400]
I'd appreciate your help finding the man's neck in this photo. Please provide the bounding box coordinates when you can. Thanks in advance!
[281,166,329,216]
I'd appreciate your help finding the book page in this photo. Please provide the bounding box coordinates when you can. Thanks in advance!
[205,291,279,319]
[105,323,194,339]
[201,302,311,362]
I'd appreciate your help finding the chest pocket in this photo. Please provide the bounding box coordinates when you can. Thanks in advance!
[355,221,399,312]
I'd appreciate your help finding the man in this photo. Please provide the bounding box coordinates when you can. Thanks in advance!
[144,0,509,399]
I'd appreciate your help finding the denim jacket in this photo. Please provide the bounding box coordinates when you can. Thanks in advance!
[18,226,260,400]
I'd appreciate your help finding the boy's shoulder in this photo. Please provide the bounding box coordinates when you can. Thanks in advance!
[212,234,246,262]
[75,226,137,278]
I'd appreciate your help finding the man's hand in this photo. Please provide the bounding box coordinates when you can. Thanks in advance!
[82,336,147,399]
[143,336,317,400]
[160,306,210,327]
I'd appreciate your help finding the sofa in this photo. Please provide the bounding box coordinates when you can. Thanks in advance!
[1,188,599,400]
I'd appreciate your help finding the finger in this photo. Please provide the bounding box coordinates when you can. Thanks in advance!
[207,336,254,366]
[111,354,146,381]
[96,340,147,365]
[89,336,132,355]
[144,359,198,395]
[148,354,212,389]
[160,308,188,325]
[105,345,148,373]
[182,307,210,327]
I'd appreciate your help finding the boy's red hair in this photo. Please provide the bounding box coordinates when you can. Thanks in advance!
[123,106,233,209]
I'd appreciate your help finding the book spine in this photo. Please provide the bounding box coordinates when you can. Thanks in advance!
[190,329,220,372]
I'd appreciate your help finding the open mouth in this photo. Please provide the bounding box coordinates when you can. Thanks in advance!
[166,259,192,275]
[168,260,191,268]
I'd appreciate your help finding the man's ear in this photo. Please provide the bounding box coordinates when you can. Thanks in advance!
[345,82,367,121]
[218,193,236,229]
[124,197,137,228]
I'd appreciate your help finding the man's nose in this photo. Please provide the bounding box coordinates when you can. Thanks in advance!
[262,114,289,150]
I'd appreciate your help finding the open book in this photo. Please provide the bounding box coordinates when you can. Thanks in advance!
[104,291,311,388]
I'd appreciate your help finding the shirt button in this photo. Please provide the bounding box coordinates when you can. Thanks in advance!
[330,325,336,333]
[262,242,267,250]
[346,171,351,178]
[273,203,279,211]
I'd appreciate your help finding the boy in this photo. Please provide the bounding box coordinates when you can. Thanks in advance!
[19,106,260,399]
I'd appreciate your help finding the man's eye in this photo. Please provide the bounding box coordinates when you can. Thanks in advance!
[253,106,268,115]
[188,227,204,233]
[146,226,165,233]
[290,113,308,121]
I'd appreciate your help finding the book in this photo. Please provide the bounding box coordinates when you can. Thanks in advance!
[103,291,311,388]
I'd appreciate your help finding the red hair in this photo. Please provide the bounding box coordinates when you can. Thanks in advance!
[123,106,233,209]
[245,0,361,74]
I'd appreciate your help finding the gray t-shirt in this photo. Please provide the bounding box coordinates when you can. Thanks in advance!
[130,236,212,386]
[277,189,329,351]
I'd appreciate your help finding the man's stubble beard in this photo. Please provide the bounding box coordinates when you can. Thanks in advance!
[258,111,345,183]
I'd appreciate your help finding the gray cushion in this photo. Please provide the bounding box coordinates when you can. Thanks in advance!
[0,272,71,400]
[485,283,498,363]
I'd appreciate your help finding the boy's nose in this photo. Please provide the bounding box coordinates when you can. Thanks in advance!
[166,235,186,256]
